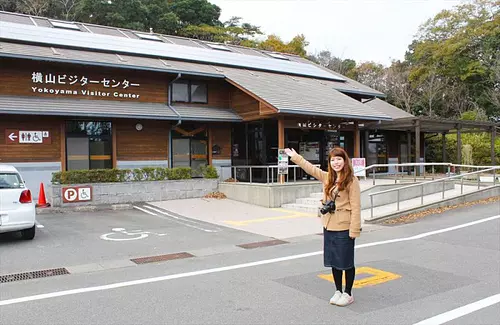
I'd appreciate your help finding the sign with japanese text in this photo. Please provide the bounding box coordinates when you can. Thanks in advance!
[5,129,51,145]
[352,158,366,177]
[30,72,142,100]
[278,149,289,175]
[62,186,93,203]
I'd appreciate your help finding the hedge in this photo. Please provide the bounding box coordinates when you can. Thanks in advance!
[51,166,219,185]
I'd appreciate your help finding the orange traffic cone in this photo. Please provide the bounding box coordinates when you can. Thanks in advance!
[36,182,50,208]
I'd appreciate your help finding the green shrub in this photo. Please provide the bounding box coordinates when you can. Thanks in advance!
[168,167,192,180]
[51,167,193,184]
[202,165,219,179]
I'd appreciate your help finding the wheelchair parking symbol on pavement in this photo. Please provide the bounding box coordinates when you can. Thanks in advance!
[318,267,401,288]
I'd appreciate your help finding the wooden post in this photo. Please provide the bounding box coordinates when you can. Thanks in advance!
[354,121,360,158]
[491,126,497,166]
[442,132,447,174]
[415,119,421,176]
[60,121,66,171]
[278,117,285,184]
[112,121,117,169]
[456,124,462,173]
[208,126,213,166]
[407,131,412,175]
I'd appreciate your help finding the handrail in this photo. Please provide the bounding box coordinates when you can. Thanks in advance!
[368,166,499,219]
[221,164,321,184]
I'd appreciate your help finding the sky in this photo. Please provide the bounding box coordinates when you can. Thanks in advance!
[209,0,463,66]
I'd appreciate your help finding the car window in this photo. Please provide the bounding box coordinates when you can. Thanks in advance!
[0,173,24,189]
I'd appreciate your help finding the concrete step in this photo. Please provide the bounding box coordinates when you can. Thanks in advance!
[296,197,322,205]
[281,203,318,214]
[310,192,323,199]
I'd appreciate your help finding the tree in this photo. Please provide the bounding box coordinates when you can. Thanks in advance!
[385,61,415,114]
[258,34,309,57]
[406,0,500,119]
[350,61,386,92]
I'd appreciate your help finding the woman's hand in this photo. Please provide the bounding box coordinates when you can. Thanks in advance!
[284,148,298,158]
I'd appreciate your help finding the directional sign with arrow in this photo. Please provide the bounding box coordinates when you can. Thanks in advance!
[5,129,51,145]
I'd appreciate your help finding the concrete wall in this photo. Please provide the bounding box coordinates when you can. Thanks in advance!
[212,159,232,181]
[47,179,218,207]
[362,180,455,209]
[9,162,60,200]
[219,181,323,208]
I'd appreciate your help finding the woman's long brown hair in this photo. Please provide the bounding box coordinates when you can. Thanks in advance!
[325,147,354,198]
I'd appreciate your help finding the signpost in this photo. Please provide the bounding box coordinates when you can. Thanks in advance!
[278,149,289,184]
[352,158,366,178]
[5,129,51,144]
[62,186,93,203]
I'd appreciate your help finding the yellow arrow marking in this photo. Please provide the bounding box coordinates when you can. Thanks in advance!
[318,267,401,288]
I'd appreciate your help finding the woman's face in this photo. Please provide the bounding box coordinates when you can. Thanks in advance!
[330,156,345,173]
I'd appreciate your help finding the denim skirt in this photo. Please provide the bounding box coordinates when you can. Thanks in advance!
[323,228,355,270]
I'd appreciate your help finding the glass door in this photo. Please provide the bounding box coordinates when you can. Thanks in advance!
[66,121,112,171]
[172,138,191,168]
[191,139,208,177]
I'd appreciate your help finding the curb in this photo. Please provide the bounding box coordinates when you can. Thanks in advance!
[36,203,134,214]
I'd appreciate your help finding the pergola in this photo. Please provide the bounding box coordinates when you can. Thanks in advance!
[362,116,499,174]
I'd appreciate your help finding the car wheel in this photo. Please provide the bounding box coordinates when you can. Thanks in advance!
[21,225,36,240]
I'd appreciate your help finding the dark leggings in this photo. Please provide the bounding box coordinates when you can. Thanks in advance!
[332,267,355,295]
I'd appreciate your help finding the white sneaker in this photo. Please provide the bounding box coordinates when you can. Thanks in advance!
[336,292,354,307]
[329,290,342,305]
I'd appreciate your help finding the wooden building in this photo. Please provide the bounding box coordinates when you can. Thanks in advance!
[8,11,490,192]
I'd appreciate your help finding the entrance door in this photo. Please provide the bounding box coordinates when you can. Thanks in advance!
[171,128,208,177]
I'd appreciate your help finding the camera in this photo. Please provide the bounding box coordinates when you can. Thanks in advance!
[320,199,336,215]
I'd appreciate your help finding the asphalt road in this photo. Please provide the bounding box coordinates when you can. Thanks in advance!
[0,201,499,325]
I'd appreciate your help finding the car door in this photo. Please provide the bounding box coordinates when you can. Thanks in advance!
[0,172,26,225]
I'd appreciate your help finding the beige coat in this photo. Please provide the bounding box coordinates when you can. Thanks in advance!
[291,154,362,238]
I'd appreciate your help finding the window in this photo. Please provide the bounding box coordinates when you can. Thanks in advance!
[190,82,208,103]
[135,33,163,42]
[206,43,231,52]
[171,80,207,104]
[50,20,80,31]
[66,121,113,171]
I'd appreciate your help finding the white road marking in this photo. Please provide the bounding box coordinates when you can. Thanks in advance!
[141,205,220,233]
[35,222,44,229]
[413,293,500,325]
[0,214,498,307]
[132,206,157,216]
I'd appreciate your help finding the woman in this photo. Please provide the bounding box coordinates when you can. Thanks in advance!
[284,147,361,307]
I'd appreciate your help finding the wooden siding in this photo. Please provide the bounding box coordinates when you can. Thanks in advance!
[0,58,167,103]
[115,120,170,161]
[230,87,262,121]
[0,115,61,163]
[209,124,231,160]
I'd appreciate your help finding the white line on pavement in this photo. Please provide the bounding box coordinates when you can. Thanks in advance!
[413,293,500,325]
[1,214,498,307]
[132,206,158,216]
[141,205,220,233]
[35,222,44,229]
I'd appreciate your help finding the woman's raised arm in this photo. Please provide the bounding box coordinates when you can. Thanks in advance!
[284,148,327,182]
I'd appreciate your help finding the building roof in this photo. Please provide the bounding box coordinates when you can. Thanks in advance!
[0,11,384,98]
[0,96,242,122]
[363,98,414,119]
[224,68,391,120]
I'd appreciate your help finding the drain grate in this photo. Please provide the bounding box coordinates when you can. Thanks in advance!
[237,239,289,249]
[0,268,70,283]
[130,252,194,265]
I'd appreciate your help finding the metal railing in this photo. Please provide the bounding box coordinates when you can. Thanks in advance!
[368,166,500,219]
[359,162,498,185]
[221,164,321,184]
[221,162,497,185]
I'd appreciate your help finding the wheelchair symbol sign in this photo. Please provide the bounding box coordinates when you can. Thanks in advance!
[62,186,92,203]
[79,188,91,201]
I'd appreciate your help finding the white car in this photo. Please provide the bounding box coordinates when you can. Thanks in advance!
[0,164,36,240]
